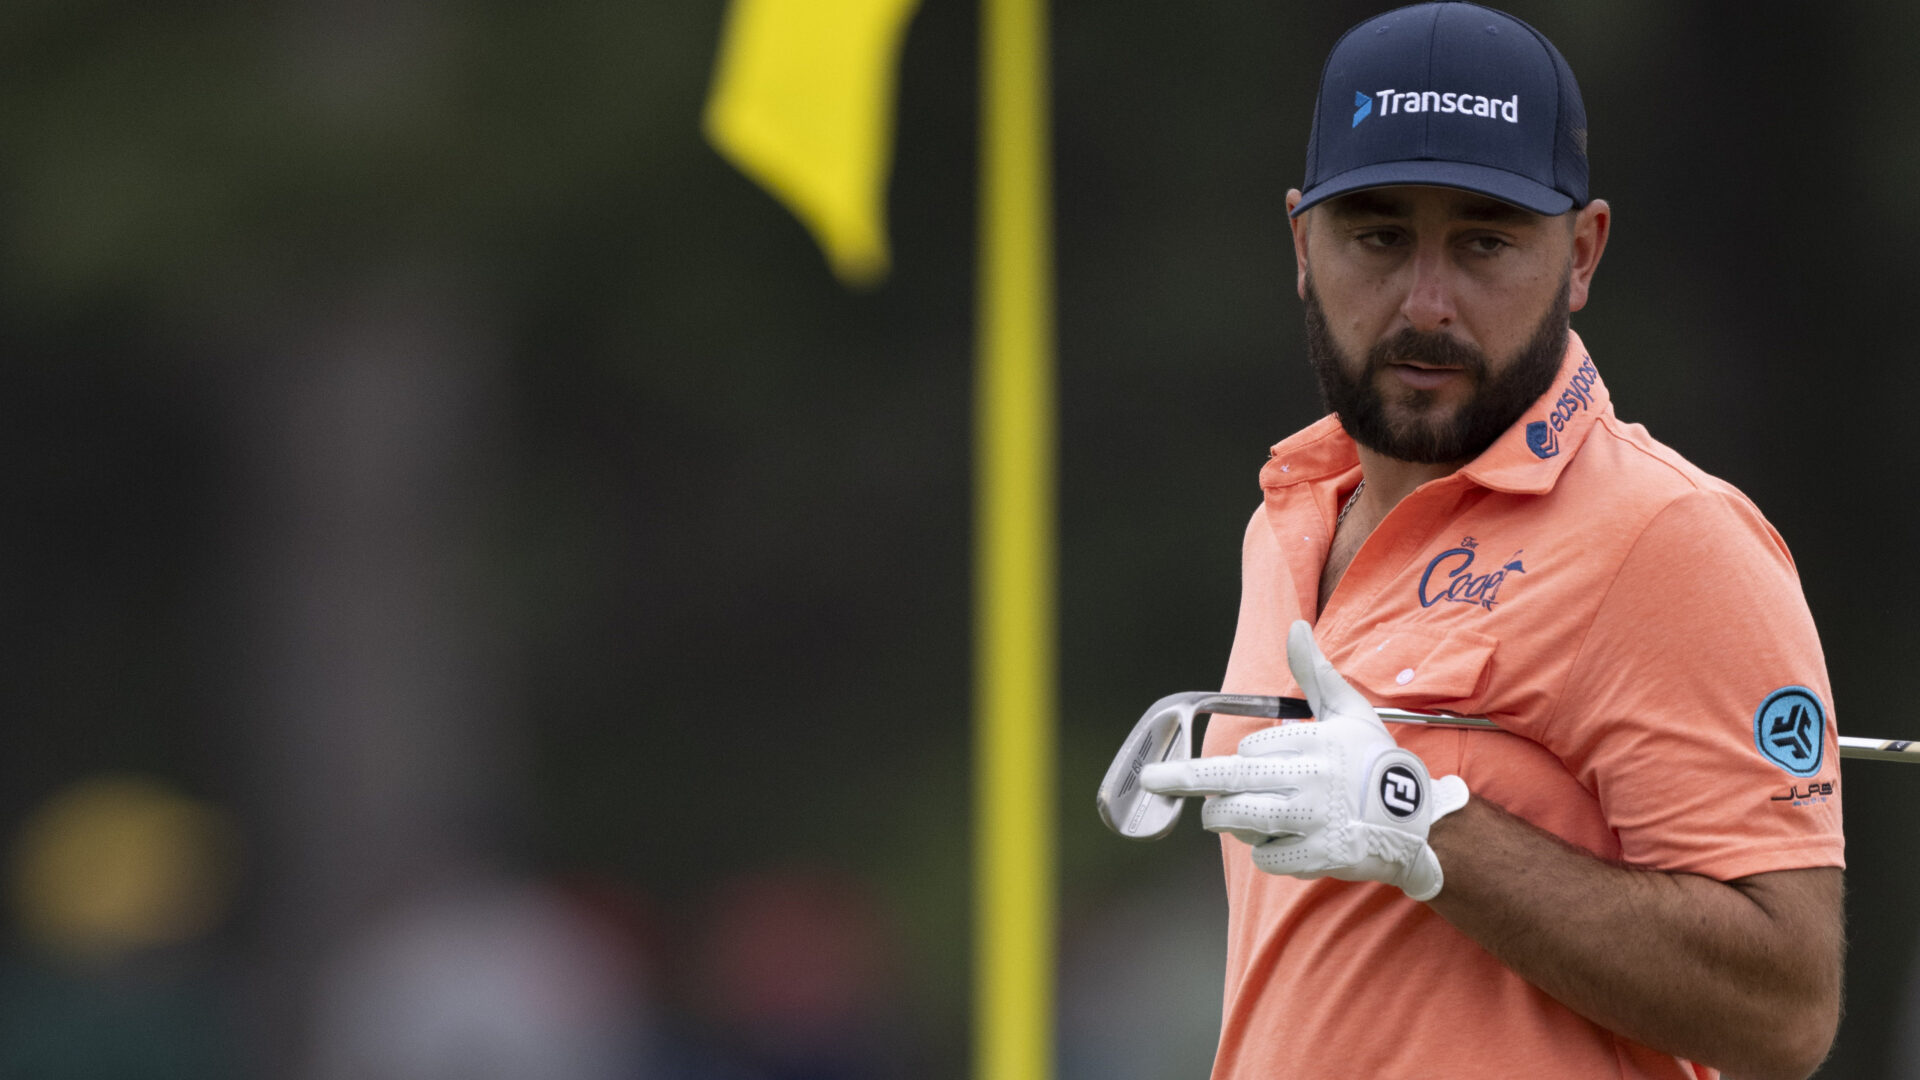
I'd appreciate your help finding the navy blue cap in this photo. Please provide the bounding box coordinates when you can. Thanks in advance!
[1294,3,1588,217]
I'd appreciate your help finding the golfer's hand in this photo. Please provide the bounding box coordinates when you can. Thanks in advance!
[1140,621,1469,901]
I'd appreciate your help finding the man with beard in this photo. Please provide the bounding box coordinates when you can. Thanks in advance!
[1134,6,1845,1079]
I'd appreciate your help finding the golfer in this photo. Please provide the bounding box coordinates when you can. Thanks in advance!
[1138,6,1844,1079]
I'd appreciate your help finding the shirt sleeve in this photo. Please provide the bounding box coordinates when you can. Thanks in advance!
[1547,485,1844,880]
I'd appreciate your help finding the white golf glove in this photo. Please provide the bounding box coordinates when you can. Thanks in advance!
[1140,620,1469,901]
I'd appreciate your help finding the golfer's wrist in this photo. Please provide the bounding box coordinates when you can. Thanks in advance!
[1424,790,1485,863]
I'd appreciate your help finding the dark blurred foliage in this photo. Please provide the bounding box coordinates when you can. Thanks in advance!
[2,1,1918,1077]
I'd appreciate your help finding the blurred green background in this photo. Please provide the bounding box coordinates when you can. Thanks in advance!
[4,1,1918,1077]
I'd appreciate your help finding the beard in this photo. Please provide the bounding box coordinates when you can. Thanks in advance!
[1303,274,1570,464]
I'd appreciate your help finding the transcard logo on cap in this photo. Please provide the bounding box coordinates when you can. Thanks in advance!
[1355,88,1521,126]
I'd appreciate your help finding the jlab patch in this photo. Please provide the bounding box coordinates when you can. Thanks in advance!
[1753,686,1825,777]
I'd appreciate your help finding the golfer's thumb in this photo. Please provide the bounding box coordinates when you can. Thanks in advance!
[1285,620,1384,729]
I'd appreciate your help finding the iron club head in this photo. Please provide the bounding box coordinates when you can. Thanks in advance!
[1096,692,1306,839]
[1095,691,1206,840]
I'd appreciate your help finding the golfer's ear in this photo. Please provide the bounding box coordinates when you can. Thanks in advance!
[1568,198,1609,312]
[1287,189,1309,300]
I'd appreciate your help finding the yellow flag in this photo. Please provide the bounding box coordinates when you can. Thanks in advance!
[703,0,921,287]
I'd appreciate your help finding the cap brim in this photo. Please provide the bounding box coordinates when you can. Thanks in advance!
[1291,160,1576,218]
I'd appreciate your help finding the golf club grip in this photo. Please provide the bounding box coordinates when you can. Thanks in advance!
[1237,695,1311,719]
[1227,697,1914,764]
[1200,694,1479,724]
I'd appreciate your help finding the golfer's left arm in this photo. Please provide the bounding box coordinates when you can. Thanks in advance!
[1427,798,1843,1080]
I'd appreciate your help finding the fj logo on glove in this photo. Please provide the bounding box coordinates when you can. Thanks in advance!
[1380,765,1422,819]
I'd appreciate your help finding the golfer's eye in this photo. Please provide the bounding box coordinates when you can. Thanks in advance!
[1355,229,1406,250]
[1461,234,1511,255]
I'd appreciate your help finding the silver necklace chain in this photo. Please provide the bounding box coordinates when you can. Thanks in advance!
[1336,479,1366,528]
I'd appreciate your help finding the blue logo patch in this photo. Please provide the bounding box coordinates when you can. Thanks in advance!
[1525,421,1558,459]
[1352,91,1372,127]
[1526,356,1600,459]
[1753,687,1825,777]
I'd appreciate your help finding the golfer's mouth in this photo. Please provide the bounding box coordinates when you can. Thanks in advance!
[1389,363,1465,390]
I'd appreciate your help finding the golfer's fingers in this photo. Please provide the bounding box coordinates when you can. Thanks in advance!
[1143,741,1324,795]
[1140,754,1254,797]
[1236,723,1323,758]
[1248,832,1336,877]
[1199,782,1329,840]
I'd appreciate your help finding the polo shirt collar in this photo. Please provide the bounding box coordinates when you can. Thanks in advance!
[1259,330,1609,497]
[1457,330,1606,495]
[1259,413,1358,491]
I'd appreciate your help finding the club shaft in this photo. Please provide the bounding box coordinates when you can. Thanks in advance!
[1198,694,1920,764]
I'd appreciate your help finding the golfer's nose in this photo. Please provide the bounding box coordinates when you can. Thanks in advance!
[1399,246,1458,332]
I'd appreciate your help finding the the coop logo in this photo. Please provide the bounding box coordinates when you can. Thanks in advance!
[1417,537,1526,611]
[1353,88,1520,127]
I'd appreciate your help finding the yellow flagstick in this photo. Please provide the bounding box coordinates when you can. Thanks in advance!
[702,0,1056,1068]
[974,0,1054,1077]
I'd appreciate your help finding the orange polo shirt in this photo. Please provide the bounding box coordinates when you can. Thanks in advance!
[1204,332,1844,1080]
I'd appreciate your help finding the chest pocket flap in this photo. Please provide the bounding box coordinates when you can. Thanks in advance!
[1336,625,1498,713]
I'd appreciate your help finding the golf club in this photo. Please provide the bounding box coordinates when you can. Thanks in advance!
[1097,691,1919,840]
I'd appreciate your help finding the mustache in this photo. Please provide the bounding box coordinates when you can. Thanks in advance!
[1368,329,1489,376]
